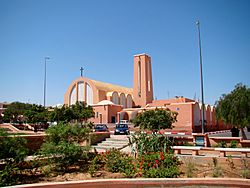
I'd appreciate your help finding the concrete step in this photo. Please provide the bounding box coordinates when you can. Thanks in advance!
[106,138,130,142]
[103,140,129,144]
[97,143,127,147]
[92,145,124,150]
[91,135,131,153]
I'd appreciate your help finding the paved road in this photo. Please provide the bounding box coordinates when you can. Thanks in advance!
[209,128,250,140]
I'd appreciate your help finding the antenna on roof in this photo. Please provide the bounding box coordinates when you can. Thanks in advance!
[194,92,196,101]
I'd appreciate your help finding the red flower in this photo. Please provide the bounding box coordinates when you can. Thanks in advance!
[148,162,151,167]
[139,161,143,169]
[155,159,159,164]
[160,152,164,160]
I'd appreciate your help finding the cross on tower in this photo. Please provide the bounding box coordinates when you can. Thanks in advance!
[80,67,84,77]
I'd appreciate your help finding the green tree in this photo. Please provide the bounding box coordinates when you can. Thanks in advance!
[3,102,32,123]
[132,108,178,132]
[49,106,75,123]
[215,83,250,137]
[24,104,48,124]
[71,101,95,125]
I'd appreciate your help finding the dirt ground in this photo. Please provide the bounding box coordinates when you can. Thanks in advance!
[178,156,250,178]
[19,156,248,185]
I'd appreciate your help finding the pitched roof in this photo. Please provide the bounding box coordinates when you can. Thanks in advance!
[90,79,133,94]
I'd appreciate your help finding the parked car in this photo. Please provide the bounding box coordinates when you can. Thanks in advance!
[94,124,109,132]
[114,123,130,135]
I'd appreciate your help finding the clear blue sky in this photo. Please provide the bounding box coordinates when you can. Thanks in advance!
[1,0,249,106]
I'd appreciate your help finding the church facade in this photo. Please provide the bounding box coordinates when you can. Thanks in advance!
[64,54,229,133]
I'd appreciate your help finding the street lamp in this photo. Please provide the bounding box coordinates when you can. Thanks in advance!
[196,20,205,134]
[43,57,50,107]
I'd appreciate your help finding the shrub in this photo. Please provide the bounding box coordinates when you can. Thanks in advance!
[229,140,238,148]
[104,149,136,177]
[212,158,223,177]
[137,152,180,178]
[0,129,28,186]
[39,122,90,171]
[241,158,250,179]
[0,163,20,186]
[184,158,196,178]
[226,156,235,170]
[88,155,103,177]
[130,132,173,156]
[217,141,227,148]
[88,149,137,178]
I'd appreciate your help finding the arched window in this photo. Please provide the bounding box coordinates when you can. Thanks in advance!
[210,106,213,123]
[127,94,132,108]
[138,60,141,97]
[120,93,126,108]
[86,83,93,105]
[70,85,77,105]
[194,103,201,126]
[112,92,119,104]
[205,105,210,125]
[78,81,84,102]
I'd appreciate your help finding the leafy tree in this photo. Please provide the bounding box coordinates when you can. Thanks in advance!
[132,108,178,132]
[24,104,48,124]
[215,83,250,137]
[3,102,32,123]
[71,101,95,124]
[49,106,74,123]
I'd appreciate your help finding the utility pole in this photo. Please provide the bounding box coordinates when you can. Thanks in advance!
[43,57,50,107]
[196,20,205,134]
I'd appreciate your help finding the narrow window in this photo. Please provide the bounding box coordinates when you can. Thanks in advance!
[138,59,141,97]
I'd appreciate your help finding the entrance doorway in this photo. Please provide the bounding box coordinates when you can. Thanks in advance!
[111,116,116,123]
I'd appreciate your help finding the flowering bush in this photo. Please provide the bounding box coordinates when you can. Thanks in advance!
[89,149,137,177]
[130,132,173,156]
[89,149,180,178]
[137,152,180,178]
[104,149,137,177]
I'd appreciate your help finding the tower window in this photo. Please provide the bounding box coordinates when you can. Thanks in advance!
[138,59,141,97]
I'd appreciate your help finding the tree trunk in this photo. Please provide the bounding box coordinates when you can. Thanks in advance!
[240,127,247,140]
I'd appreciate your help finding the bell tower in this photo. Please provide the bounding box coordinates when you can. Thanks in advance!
[133,53,153,107]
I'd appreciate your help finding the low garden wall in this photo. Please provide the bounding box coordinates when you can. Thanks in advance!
[172,136,193,146]
[0,132,110,154]
[0,135,45,155]
[209,137,250,147]
[15,178,250,188]
[88,132,110,145]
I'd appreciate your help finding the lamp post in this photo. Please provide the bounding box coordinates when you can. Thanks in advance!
[43,57,50,107]
[196,20,205,134]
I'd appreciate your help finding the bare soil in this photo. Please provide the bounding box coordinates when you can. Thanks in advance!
[18,156,248,185]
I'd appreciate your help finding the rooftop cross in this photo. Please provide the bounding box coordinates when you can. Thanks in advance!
[80,67,84,77]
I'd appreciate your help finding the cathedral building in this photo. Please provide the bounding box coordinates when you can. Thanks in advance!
[64,53,228,133]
